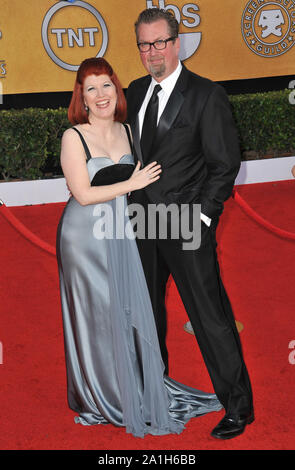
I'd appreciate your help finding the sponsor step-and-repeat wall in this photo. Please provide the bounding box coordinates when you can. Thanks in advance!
[1,0,295,95]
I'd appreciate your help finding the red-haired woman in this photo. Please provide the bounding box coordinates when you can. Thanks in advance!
[56,57,222,438]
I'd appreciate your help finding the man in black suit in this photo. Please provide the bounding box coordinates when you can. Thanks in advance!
[127,8,253,439]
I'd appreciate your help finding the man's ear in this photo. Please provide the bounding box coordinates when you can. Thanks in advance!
[175,36,181,54]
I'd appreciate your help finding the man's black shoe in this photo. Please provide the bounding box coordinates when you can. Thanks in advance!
[211,413,254,440]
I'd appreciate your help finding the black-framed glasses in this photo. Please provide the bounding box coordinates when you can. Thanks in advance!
[137,37,176,52]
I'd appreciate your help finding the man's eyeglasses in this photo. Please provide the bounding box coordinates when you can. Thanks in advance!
[137,37,176,53]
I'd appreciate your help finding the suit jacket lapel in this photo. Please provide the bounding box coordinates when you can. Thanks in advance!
[154,90,184,145]
[151,66,189,158]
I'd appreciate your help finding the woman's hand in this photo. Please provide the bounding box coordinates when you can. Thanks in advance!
[129,161,162,191]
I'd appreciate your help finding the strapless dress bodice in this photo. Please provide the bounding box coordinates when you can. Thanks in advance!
[87,154,135,186]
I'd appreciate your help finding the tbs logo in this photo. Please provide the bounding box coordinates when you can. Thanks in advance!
[146,0,202,60]
[0,62,6,76]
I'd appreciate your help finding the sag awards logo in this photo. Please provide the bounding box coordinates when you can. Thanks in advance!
[146,0,202,60]
[41,0,108,71]
[242,0,295,57]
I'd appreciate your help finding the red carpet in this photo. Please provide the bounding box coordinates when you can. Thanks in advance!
[0,180,295,452]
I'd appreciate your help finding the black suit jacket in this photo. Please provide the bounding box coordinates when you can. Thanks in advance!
[126,65,241,220]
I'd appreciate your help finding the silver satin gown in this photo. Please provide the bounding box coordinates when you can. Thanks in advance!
[56,126,222,438]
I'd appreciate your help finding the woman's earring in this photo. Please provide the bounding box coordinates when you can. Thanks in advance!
[84,103,89,112]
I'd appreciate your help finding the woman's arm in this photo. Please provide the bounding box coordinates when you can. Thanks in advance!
[60,128,161,206]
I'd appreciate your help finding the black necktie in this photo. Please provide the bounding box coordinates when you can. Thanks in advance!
[140,84,162,161]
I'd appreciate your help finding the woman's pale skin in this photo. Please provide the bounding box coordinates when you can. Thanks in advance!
[61,73,161,206]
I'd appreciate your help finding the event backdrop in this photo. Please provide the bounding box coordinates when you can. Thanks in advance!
[1,0,295,94]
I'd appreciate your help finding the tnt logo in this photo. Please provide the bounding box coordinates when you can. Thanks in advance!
[242,0,295,58]
[146,0,201,60]
[42,1,108,71]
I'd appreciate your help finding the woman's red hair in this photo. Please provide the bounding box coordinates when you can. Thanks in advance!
[68,57,127,124]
